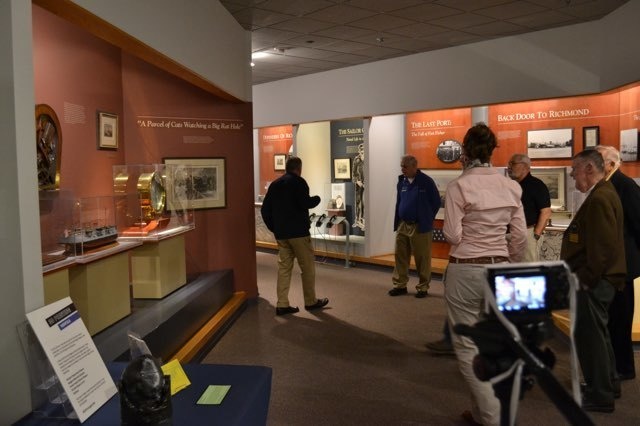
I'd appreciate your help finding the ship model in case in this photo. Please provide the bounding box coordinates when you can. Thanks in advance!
[59,224,118,254]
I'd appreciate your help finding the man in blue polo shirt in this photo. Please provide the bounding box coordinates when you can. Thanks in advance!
[507,153,551,261]
[388,155,441,298]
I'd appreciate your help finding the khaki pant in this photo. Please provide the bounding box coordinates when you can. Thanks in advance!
[523,227,542,262]
[392,222,432,292]
[445,263,501,426]
[276,236,317,307]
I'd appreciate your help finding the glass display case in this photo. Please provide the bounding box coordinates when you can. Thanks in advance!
[62,195,118,257]
[40,191,118,261]
[40,189,74,266]
[113,164,195,241]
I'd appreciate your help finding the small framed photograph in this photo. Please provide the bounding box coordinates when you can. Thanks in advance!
[583,126,600,149]
[527,128,573,159]
[334,158,351,179]
[274,154,286,171]
[97,111,118,150]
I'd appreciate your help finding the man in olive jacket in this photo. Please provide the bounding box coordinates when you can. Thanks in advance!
[561,149,626,413]
[261,156,328,316]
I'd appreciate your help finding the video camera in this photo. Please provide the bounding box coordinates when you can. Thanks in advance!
[486,261,571,323]
[453,261,592,425]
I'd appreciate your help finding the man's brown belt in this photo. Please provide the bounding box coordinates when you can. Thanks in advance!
[448,256,509,264]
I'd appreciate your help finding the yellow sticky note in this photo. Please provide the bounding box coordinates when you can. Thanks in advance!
[161,359,191,395]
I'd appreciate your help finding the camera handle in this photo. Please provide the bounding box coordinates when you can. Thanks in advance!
[454,322,594,426]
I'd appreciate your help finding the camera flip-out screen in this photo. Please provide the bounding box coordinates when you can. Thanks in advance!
[493,274,547,314]
[486,261,571,320]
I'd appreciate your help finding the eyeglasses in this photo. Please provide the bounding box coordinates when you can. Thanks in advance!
[508,161,525,166]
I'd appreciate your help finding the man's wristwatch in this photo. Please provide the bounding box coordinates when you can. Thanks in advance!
[534,233,541,241]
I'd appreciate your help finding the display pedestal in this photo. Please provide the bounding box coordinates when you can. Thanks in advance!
[131,234,187,299]
[69,251,131,335]
[326,208,346,236]
[43,268,70,304]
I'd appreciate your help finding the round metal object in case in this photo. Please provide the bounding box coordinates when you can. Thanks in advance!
[35,104,63,190]
[137,171,166,221]
[436,139,462,163]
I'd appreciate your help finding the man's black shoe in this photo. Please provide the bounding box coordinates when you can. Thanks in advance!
[582,399,614,413]
[276,306,299,316]
[415,290,428,298]
[580,382,620,399]
[388,287,408,296]
[305,298,329,311]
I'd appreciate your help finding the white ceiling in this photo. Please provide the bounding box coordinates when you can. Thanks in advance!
[221,0,629,85]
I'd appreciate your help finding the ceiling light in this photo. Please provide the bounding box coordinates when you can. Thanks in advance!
[251,52,269,60]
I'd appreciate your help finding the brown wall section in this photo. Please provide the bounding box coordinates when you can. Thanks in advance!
[34,6,258,297]
[33,6,125,198]
[121,54,256,294]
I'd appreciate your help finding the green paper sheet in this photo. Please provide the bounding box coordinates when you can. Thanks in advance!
[197,385,231,405]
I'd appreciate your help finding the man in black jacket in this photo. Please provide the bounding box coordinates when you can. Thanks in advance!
[597,145,640,380]
[261,156,329,316]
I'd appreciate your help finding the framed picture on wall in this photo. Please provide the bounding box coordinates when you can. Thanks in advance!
[530,167,567,212]
[274,154,286,171]
[526,128,573,159]
[582,126,600,149]
[422,169,462,210]
[620,129,638,161]
[163,157,226,209]
[97,111,118,150]
[334,158,351,179]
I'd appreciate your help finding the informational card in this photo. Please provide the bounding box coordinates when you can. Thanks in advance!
[26,297,117,423]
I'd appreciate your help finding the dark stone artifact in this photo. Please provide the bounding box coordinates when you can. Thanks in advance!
[120,355,172,425]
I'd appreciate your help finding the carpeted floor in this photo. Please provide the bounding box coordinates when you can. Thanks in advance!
[202,251,640,425]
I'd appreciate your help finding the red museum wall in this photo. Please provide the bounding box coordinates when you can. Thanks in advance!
[405,108,472,169]
[33,6,258,297]
[258,126,293,195]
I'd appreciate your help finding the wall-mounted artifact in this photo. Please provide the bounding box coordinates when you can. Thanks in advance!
[436,140,462,163]
[35,104,62,190]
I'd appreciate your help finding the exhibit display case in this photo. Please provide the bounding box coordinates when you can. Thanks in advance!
[40,191,119,263]
[113,164,195,241]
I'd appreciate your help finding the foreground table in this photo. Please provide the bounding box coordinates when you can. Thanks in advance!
[15,363,272,425]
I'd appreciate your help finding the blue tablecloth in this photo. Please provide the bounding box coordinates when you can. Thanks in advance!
[15,363,272,425]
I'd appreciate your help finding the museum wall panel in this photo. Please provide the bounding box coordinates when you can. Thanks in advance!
[33,5,125,198]
[121,53,256,295]
[406,108,472,170]
[257,125,293,197]
[33,5,257,297]
[488,93,621,168]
